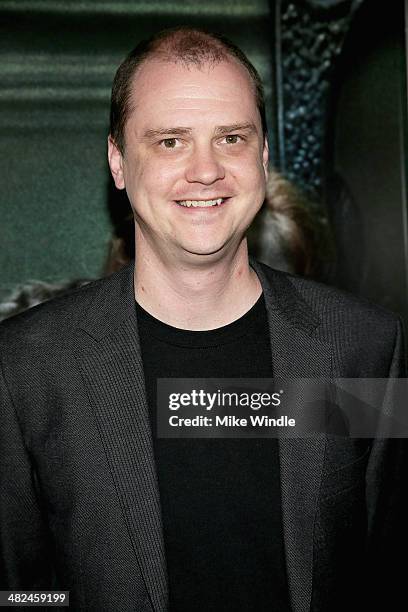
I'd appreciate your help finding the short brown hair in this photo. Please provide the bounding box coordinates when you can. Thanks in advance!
[109,27,267,153]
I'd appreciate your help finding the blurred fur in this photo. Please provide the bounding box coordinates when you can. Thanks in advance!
[0,279,90,321]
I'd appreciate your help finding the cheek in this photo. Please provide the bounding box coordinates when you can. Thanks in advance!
[139,159,182,198]
[229,155,266,189]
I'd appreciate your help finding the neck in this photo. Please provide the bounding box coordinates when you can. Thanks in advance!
[134,240,262,331]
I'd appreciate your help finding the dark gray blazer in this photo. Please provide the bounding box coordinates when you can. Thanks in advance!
[0,260,406,612]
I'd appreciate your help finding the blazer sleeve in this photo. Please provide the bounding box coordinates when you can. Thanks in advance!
[365,317,408,608]
[0,360,55,589]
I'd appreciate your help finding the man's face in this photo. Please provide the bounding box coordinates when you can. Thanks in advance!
[108,57,268,263]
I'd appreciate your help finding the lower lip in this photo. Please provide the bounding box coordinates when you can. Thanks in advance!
[173,198,230,210]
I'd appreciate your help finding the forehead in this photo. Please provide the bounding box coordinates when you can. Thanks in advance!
[126,58,260,133]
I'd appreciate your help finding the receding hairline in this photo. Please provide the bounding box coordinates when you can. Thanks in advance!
[142,27,232,64]
[124,54,260,127]
[126,28,244,101]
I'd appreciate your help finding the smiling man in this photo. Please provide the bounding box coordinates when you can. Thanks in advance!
[1,28,407,612]
[108,38,268,330]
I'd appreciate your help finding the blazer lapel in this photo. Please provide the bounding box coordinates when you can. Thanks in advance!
[252,260,332,612]
[74,264,167,612]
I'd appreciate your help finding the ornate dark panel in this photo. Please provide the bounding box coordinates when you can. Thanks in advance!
[273,0,364,198]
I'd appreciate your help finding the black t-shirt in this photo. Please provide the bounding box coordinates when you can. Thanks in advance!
[136,294,290,612]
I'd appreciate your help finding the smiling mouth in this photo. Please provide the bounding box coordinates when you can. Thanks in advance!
[175,197,228,208]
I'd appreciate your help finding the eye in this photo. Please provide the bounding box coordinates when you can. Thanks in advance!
[223,134,242,145]
[160,138,179,149]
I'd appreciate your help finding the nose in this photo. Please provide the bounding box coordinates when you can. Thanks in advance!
[184,143,225,185]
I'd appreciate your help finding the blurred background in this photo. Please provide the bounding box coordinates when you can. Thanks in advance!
[1,0,407,329]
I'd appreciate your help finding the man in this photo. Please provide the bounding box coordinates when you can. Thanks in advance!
[0,28,406,612]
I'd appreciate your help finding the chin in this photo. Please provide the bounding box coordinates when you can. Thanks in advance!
[183,249,224,259]
[174,230,244,260]
[179,241,236,262]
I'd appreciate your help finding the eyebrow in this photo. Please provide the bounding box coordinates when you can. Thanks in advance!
[142,122,257,139]
[142,127,192,139]
[214,123,257,136]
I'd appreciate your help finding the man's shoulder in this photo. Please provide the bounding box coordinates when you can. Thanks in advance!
[257,262,404,376]
[0,265,132,346]
[257,261,401,332]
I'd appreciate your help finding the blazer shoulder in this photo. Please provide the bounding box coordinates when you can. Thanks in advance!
[258,261,400,329]
[296,276,398,326]
[255,261,404,375]
[0,265,132,347]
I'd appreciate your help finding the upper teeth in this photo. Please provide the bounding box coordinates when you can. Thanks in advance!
[177,198,224,207]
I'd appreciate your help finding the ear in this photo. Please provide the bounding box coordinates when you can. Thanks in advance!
[108,135,125,189]
[262,136,269,180]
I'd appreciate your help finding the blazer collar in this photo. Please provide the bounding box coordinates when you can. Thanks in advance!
[77,260,332,612]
